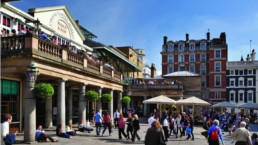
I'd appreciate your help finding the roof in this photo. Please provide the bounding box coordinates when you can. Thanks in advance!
[163,71,200,77]
[94,46,143,71]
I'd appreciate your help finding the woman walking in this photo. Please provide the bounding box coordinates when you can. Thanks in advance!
[175,114,181,138]
[118,114,127,139]
[102,111,112,136]
[162,115,169,142]
[132,114,141,142]
[126,112,133,139]
[145,120,166,145]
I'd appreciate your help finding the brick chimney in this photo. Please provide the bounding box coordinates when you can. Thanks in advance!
[207,32,210,41]
[151,63,156,78]
[220,32,226,44]
[186,33,189,41]
[163,36,167,45]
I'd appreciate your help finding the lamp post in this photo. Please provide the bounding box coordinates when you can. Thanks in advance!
[24,61,39,143]
[25,18,41,35]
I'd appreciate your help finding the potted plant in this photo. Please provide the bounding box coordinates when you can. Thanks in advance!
[85,90,99,101]
[101,93,112,103]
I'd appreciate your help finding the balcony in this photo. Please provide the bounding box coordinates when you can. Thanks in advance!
[130,84,183,90]
[1,34,122,82]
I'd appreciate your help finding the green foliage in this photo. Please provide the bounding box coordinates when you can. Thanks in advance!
[121,96,131,104]
[85,90,99,101]
[101,93,112,103]
[34,83,54,98]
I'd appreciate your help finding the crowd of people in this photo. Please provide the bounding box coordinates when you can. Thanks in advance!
[1,110,258,145]
[134,79,182,85]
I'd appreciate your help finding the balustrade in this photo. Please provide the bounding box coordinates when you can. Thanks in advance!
[103,66,112,76]
[87,58,100,71]
[67,50,84,66]
[1,36,25,51]
[38,38,62,58]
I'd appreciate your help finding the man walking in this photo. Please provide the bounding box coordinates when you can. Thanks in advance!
[95,109,102,135]
[114,109,120,129]
[148,113,155,128]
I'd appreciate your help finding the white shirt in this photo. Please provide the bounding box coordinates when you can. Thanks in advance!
[114,112,120,119]
[1,121,9,145]
[163,119,168,127]
[86,121,91,128]
[176,117,181,127]
[148,117,155,128]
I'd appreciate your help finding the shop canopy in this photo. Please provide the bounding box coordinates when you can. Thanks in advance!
[211,101,239,108]
[143,95,176,104]
[238,102,258,110]
[176,96,210,106]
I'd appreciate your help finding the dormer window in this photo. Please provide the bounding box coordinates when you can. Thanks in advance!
[179,44,184,51]
[200,43,206,50]
[168,44,173,52]
[189,43,195,51]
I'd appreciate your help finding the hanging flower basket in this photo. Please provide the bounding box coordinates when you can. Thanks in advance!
[101,93,112,103]
[122,96,131,104]
[34,83,54,98]
[85,90,99,101]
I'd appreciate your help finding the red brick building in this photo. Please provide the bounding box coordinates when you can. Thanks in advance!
[161,32,227,102]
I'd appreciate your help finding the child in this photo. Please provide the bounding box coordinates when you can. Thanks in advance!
[185,123,191,140]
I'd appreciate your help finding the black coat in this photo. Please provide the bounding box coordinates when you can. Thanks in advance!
[133,119,140,130]
[145,128,166,145]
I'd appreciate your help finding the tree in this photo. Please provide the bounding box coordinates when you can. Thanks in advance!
[122,96,131,104]
[34,83,54,98]
[101,93,112,103]
[85,90,99,101]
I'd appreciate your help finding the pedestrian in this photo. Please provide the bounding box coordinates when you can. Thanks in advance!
[148,113,156,128]
[162,115,169,142]
[114,109,120,129]
[126,112,133,140]
[95,109,102,136]
[118,114,127,139]
[207,120,224,145]
[169,114,175,136]
[231,121,252,145]
[180,112,187,137]
[187,115,194,140]
[56,124,70,138]
[1,114,16,145]
[35,125,58,142]
[251,133,258,145]
[102,111,112,136]
[145,120,166,145]
[132,114,141,142]
[175,114,182,138]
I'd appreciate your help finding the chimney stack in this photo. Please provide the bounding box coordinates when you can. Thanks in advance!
[220,32,226,44]
[151,63,156,78]
[75,20,79,26]
[163,36,167,45]
[251,49,256,61]
[186,33,189,41]
[207,32,210,41]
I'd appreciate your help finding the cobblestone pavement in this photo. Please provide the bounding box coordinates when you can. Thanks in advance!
[14,120,258,145]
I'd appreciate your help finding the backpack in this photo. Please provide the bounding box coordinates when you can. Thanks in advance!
[210,128,219,141]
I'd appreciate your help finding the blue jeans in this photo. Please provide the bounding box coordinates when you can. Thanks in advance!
[95,122,102,135]
[58,132,70,138]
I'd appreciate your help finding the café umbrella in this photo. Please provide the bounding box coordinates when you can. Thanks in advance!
[143,95,176,116]
[238,102,258,110]
[176,96,210,116]
[211,101,239,108]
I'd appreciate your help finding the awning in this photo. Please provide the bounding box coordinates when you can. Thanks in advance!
[143,95,176,104]
[94,46,142,71]
[211,101,238,108]
[176,96,210,106]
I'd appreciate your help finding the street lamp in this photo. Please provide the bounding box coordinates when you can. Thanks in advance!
[26,61,39,81]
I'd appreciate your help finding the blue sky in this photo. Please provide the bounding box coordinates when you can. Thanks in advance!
[11,0,258,75]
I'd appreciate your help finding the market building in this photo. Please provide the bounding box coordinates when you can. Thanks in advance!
[0,2,140,142]
[161,32,228,103]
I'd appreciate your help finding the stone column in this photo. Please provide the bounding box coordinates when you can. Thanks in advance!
[108,90,114,119]
[97,87,102,110]
[45,97,53,128]
[144,96,148,117]
[79,84,86,124]
[57,79,66,132]
[23,74,38,142]
[117,91,122,113]
[67,88,73,124]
